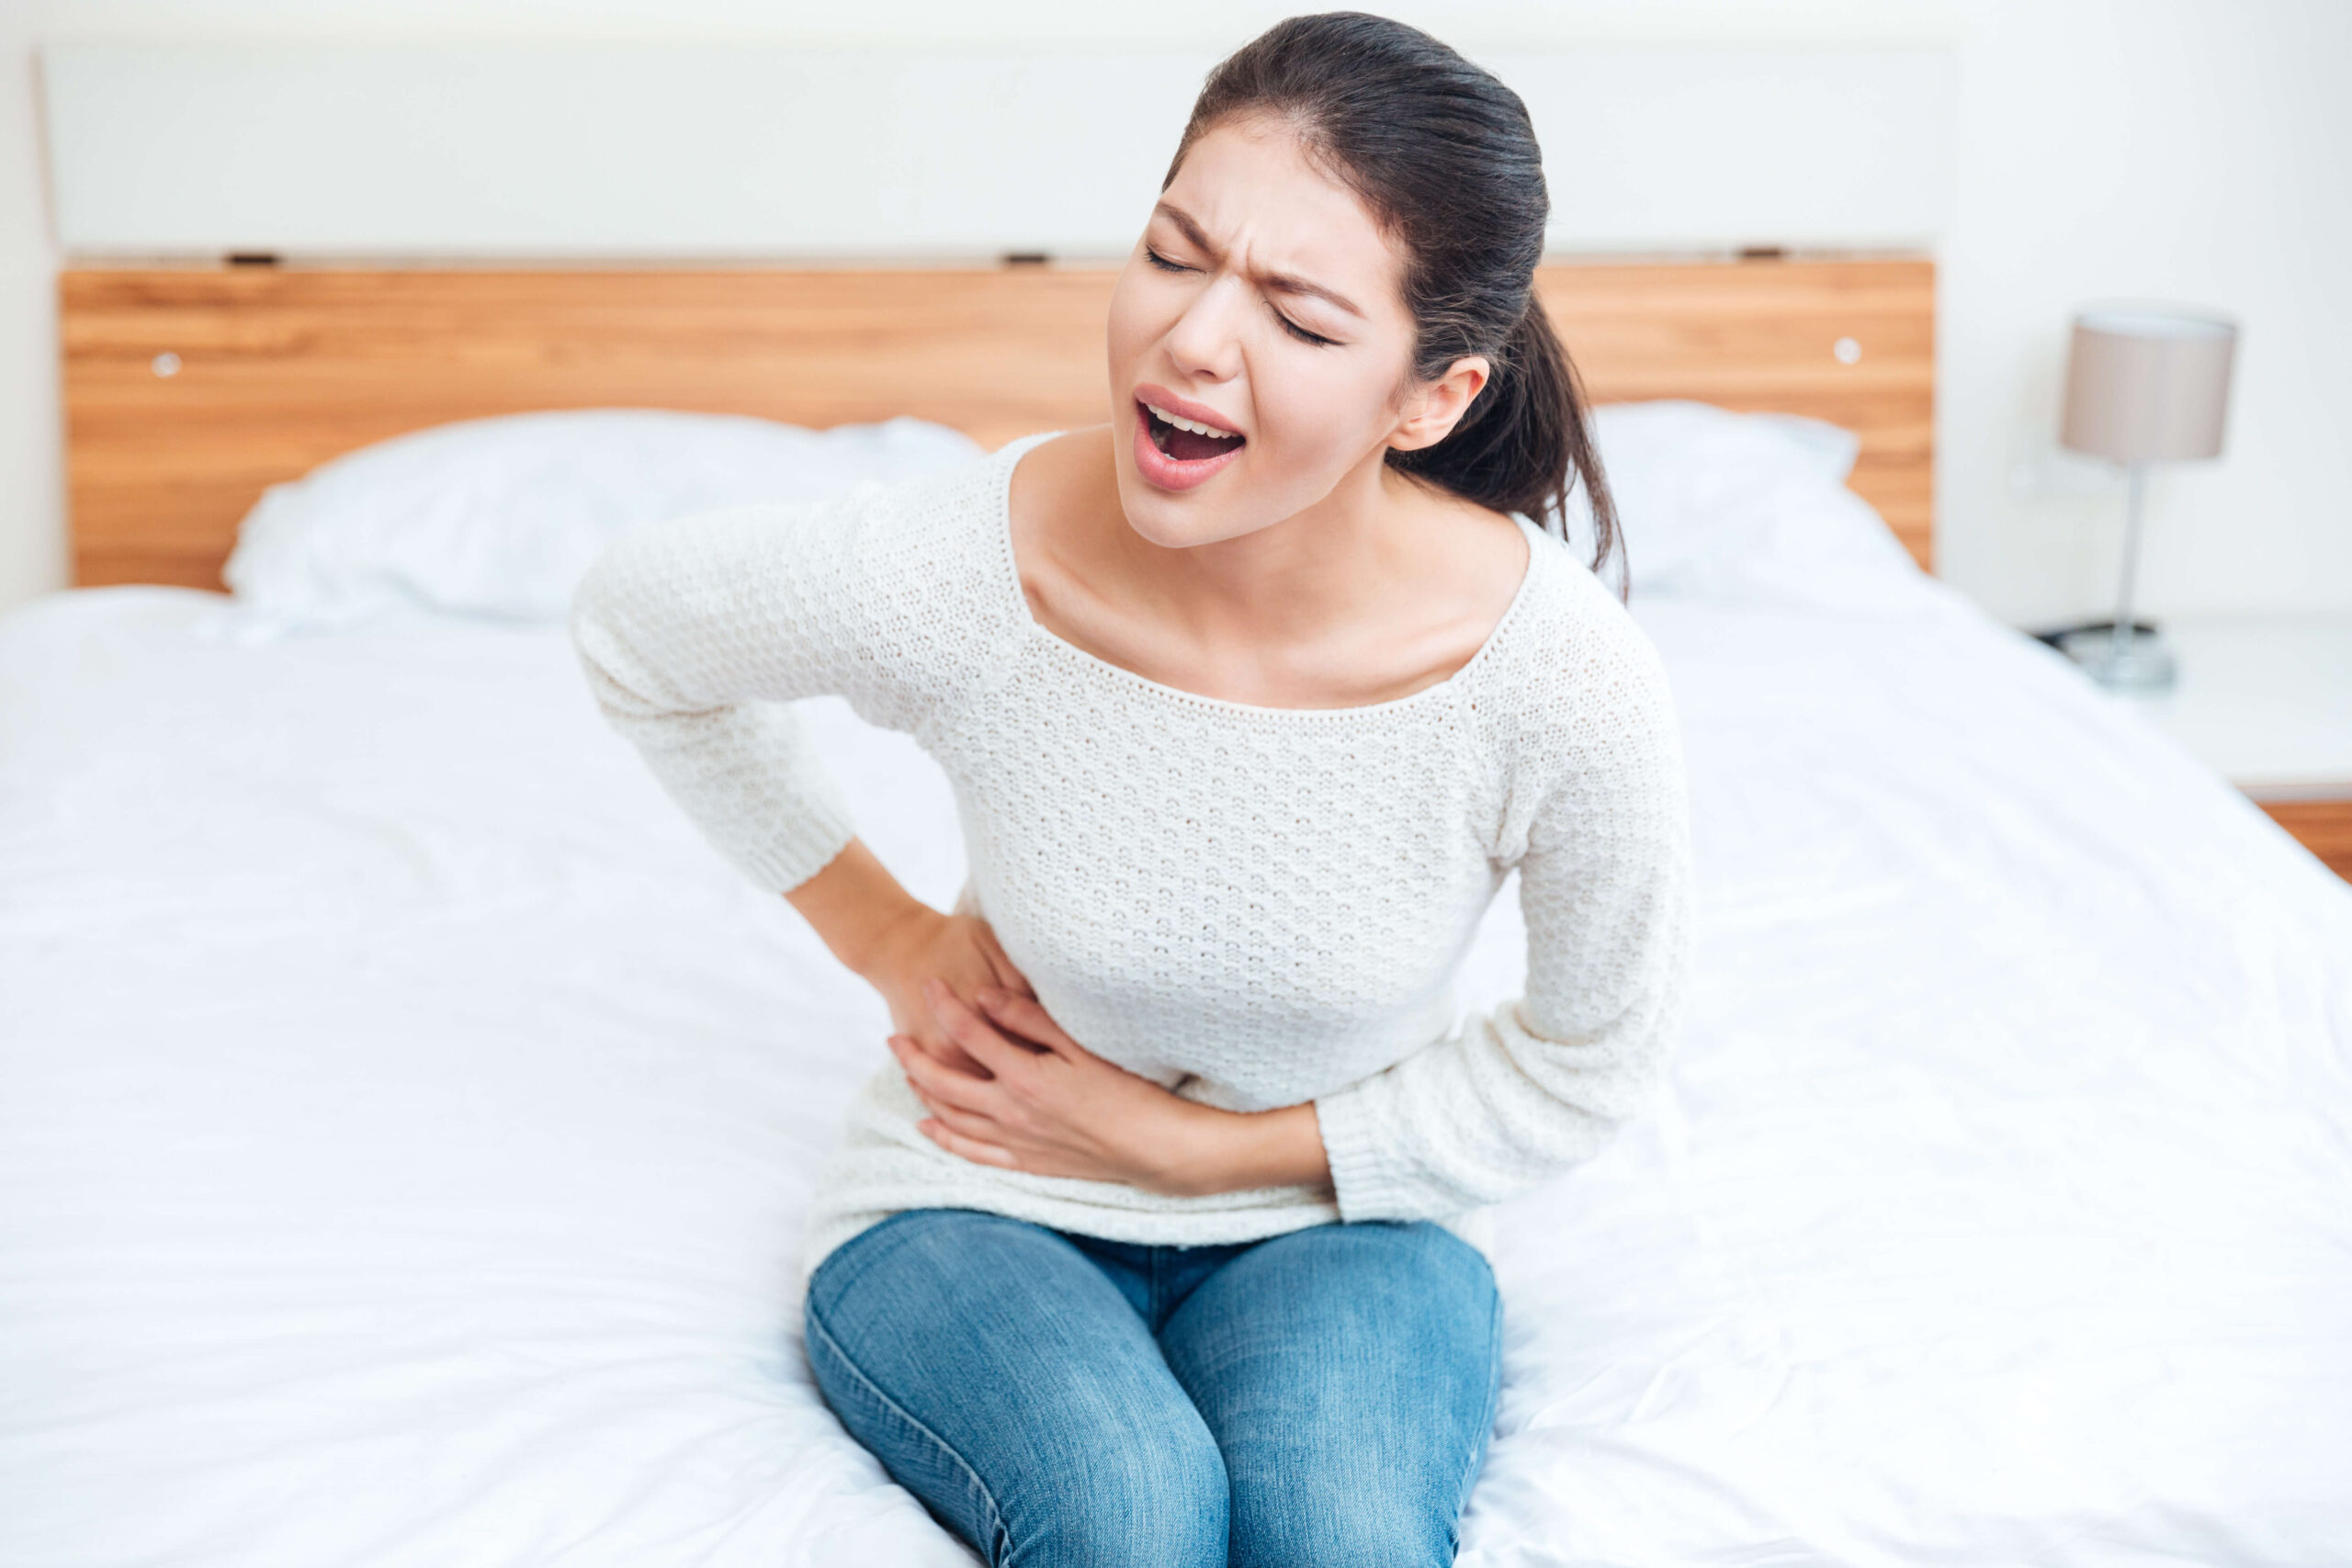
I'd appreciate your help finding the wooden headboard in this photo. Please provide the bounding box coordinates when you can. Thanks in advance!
[60,257,1932,589]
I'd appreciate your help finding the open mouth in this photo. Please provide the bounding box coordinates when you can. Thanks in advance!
[1140,400,1246,463]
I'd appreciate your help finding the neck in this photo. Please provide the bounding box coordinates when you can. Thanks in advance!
[1111,445,1417,644]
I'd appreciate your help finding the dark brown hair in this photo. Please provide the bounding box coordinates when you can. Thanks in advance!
[1165,11,1623,590]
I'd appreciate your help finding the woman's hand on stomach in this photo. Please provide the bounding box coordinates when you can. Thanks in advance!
[853,907,1033,1077]
[785,837,1030,1076]
[888,982,1335,1199]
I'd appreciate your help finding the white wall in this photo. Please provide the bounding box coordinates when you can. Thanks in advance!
[0,7,62,616]
[40,43,1957,258]
[1941,0,2352,626]
[3,0,2347,626]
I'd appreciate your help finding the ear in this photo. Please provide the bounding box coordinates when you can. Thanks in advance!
[1387,355,1491,453]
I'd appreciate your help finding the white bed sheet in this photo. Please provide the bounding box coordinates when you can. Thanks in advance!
[2,569,2347,1567]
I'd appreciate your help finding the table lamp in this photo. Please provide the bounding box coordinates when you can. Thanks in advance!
[2055,305,2239,691]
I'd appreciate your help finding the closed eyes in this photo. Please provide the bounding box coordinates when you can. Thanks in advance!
[1143,246,1340,348]
[1272,312,1340,349]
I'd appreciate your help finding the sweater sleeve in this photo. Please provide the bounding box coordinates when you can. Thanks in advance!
[568,486,950,895]
[1310,630,1693,1223]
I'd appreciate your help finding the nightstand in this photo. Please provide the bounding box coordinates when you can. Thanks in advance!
[2104,615,2352,881]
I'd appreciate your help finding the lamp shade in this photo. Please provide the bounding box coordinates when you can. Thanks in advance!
[2059,306,2238,463]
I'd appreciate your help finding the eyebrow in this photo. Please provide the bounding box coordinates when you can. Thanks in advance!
[1152,202,1365,320]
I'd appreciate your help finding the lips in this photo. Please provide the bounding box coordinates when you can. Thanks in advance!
[1130,384,1246,492]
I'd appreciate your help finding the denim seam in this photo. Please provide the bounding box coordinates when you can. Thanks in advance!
[1453,1280,1507,1533]
[806,1297,1013,1562]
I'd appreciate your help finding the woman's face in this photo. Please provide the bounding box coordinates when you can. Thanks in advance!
[1104,115,1486,548]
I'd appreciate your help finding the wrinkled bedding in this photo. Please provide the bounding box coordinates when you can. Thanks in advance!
[2,568,2346,1566]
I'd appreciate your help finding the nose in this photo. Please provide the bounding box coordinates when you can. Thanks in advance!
[1162,275,1246,386]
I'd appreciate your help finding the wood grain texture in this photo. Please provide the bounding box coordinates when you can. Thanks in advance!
[62,258,1934,590]
[2258,798,2352,882]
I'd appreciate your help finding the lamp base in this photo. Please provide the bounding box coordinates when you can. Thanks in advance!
[2057,621,2177,691]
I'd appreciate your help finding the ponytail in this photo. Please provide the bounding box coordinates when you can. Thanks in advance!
[1388,294,1620,590]
[1170,12,1625,594]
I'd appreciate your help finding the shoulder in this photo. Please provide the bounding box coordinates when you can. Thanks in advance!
[1482,534,1679,749]
[580,435,1034,626]
[786,434,1038,588]
[1464,532,1686,839]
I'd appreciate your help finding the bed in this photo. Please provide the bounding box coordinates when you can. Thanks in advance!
[6,260,2348,1567]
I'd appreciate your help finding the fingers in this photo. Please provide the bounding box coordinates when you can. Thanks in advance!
[917,1118,1018,1168]
[923,980,1032,1076]
[893,1043,1023,1167]
[915,1097,1006,1145]
[975,987,1086,1057]
[886,1035,991,1130]
[903,1026,993,1078]
[887,1033,996,1115]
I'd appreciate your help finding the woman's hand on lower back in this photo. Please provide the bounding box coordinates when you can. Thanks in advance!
[888,982,1333,1199]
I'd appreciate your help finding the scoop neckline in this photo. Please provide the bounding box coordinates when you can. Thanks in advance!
[988,431,1549,722]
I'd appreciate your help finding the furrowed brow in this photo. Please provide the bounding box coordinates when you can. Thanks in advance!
[1153,203,1219,258]
[1263,272,1363,320]
[1152,201,1364,321]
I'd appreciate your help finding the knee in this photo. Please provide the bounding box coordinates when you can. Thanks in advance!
[1012,1417,1227,1568]
[1230,1485,1454,1568]
[1382,1220,1500,1314]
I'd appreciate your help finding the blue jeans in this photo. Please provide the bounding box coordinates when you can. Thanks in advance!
[804,1208,1502,1567]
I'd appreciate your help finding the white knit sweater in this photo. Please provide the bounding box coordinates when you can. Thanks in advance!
[571,433,1692,1278]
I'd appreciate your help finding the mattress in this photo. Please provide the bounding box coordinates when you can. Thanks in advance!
[3,564,2347,1566]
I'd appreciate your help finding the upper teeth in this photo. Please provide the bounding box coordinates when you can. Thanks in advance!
[1148,402,1237,439]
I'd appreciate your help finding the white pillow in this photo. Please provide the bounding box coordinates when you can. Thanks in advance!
[219,410,983,638]
[1566,400,1919,606]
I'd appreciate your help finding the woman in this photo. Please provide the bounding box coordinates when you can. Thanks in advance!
[571,13,1690,1565]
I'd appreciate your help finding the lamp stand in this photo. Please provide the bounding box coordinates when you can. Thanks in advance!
[2060,460,2178,691]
